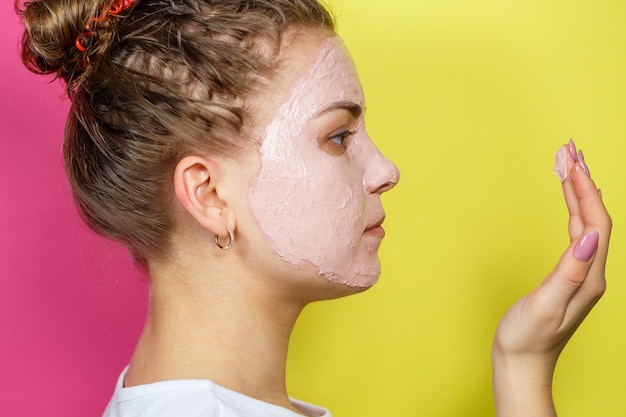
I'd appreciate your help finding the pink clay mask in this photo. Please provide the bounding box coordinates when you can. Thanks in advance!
[248,37,399,288]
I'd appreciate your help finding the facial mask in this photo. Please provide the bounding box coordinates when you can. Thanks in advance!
[248,37,398,288]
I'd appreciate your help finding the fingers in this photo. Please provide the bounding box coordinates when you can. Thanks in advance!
[560,141,582,240]
[568,152,611,268]
[560,141,611,254]
[555,139,595,241]
[535,143,611,331]
[560,140,608,240]
[565,161,611,322]
[562,178,582,240]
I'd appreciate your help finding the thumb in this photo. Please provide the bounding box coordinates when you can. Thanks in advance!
[540,230,599,308]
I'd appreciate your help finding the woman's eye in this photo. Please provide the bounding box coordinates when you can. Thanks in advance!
[318,127,358,156]
[329,130,355,147]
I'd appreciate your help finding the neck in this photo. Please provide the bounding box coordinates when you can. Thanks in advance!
[125,262,305,413]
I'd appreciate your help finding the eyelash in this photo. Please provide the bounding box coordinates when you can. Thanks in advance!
[328,130,356,147]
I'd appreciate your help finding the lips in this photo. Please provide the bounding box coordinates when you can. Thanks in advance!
[364,216,385,237]
[365,216,385,230]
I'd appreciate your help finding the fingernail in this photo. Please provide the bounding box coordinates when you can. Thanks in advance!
[578,150,591,177]
[573,231,599,261]
[569,139,579,162]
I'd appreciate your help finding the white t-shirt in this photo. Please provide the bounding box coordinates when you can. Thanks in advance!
[103,368,331,417]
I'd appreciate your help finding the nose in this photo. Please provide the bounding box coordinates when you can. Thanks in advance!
[363,143,400,194]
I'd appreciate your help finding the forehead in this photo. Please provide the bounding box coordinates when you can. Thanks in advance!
[250,31,363,138]
[280,34,364,115]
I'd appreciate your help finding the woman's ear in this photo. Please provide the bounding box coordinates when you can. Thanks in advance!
[173,156,232,237]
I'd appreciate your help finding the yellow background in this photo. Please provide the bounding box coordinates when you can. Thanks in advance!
[287,1,626,415]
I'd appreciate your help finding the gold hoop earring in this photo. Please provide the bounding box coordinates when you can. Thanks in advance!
[215,229,235,250]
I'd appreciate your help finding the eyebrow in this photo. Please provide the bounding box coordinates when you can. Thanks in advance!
[314,101,363,119]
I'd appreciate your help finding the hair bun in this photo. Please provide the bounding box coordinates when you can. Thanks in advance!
[18,0,98,84]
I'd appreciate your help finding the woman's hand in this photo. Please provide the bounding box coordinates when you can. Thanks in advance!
[492,141,612,417]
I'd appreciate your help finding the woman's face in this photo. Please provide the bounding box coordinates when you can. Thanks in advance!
[246,33,399,290]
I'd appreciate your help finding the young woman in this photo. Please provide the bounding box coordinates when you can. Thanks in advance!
[17,0,611,416]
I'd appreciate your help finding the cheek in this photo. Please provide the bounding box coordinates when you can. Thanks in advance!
[307,165,365,256]
[248,136,366,273]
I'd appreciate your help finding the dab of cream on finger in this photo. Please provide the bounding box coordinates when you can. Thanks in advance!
[553,145,575,182]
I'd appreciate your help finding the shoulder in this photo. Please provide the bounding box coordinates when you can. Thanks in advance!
[102,371,219,417]
[102,368,332,417]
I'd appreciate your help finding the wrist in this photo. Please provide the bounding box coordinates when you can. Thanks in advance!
[492,343,558,382]
[492,346,558,417]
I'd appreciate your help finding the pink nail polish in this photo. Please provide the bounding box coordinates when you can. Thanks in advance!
[578,150,591,177]
[569,139,579,162]
[573,231,599,261]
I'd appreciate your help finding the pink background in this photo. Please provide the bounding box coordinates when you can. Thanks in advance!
[0,4,147,416]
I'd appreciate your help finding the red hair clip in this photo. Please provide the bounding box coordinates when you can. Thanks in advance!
[75,0,137,55]
[109,0,135,15]
[75,28,93,52]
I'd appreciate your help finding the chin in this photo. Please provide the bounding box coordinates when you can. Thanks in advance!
[317,260,381,289]
[317,270,380,298]
[284,258,381,301]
